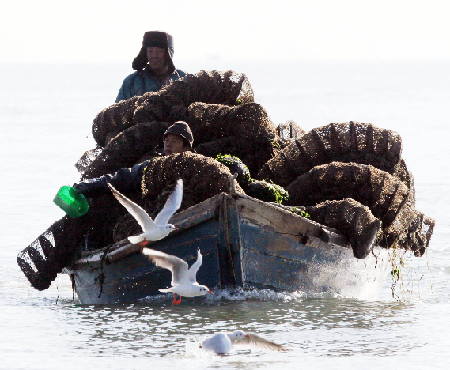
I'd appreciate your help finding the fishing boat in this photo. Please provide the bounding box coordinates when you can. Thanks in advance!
[65,190,387,304]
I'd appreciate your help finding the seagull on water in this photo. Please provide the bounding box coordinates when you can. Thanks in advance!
[200,330,285,355]
[142,248,211,304]
[108,179,183,245]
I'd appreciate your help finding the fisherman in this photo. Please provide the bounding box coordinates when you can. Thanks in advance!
[74,121,194,197]
[115,31,186,102]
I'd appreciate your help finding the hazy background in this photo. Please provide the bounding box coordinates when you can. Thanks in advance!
[2,0,450,63]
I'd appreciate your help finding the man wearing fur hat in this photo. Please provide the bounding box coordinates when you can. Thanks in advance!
[116,31,186,102]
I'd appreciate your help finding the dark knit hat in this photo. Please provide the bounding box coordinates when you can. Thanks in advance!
[132,31,175,71]
[164,121,194,149]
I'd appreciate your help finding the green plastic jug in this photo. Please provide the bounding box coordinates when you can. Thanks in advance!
[53,186,90,218]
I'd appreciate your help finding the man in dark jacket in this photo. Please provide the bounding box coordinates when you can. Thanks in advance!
[74,121,194,197]
[115,31,186,102]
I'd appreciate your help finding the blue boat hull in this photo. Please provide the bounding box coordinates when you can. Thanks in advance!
[68,193,367,304]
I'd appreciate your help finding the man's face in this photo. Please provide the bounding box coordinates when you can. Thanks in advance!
[146,46,167,73]
[164,134,185,155]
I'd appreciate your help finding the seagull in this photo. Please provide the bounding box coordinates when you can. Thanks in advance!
[108,179,183,245]
[200,330,285,355]
[142,248,212,304]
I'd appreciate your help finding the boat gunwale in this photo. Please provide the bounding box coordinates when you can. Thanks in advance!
[68,192,350,269]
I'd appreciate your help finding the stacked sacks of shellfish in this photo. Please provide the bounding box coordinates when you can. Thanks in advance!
[80,70,261,178]
[257,121,435,259]
[79,69,283,245]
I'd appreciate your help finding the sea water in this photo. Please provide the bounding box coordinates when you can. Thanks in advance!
[0,61,449,369]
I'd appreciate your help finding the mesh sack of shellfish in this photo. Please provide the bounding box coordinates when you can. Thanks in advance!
[287,162,410,225]
[112,152,243,241]
[17,190,138,290]
[92,70,254,147]
[17,215,89,290]
[81,121,169,179]
[187,102,280,174]
[132,70,254,127]
[395,212,434,257]
[141,152,243,210]
[305,198,382,259]
[132,93,187,128]
[382,204,435,255]
[258,122,403,187]
[92,95,141,147]
[392,159,415,201]
[287,161,434,253]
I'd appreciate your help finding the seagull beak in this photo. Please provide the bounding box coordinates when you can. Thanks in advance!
[208,289,213,294]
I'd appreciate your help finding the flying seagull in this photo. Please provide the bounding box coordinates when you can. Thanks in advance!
[108,179,183,245]
[200,330,285,355]
[142,248,211,304]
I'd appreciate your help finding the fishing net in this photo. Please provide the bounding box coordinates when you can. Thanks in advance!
[258,121,403,187]
[92,70,254,147]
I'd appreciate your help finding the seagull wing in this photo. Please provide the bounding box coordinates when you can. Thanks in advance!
[235,333,285,351]
[187,249,203,283]
[108,183,155,232]
[142,248,189,285]
[154,179,183,226]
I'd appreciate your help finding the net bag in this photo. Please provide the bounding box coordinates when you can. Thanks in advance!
[187,102,279,174]
[287,161,433,253]
[112,152,244,241]
[258,121,403,187]
[81,121,169,179]
[305,198,381,259]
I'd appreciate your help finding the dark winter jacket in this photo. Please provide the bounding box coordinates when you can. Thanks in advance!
[74,161,151,197]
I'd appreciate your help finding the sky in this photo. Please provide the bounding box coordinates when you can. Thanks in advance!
[1,0,450,64]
